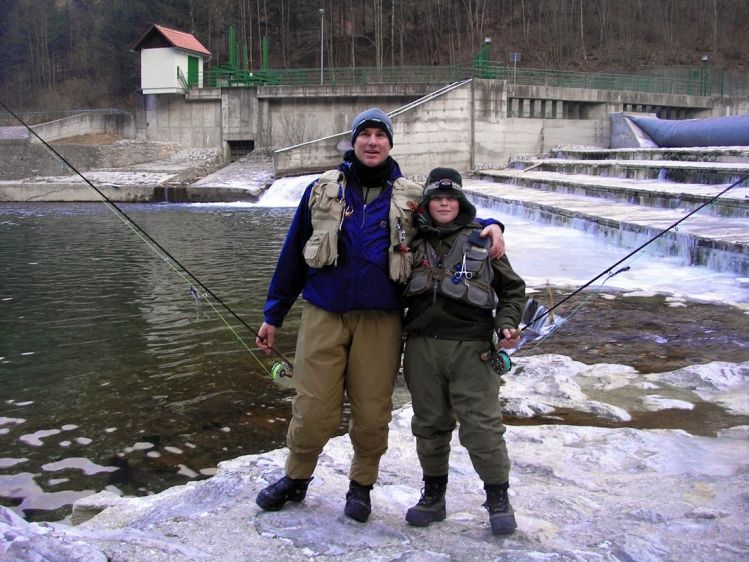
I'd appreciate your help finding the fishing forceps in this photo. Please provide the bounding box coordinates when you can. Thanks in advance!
[453,253,473,282]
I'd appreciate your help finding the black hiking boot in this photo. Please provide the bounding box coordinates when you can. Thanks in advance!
[405,478,447,527]
[344,480,372,522]
[256,476,313,511]
[483,484,517,535]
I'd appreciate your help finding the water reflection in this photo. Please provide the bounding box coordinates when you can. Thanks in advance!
[1,203,302,520]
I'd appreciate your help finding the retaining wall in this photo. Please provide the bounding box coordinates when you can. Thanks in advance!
[0,140,178,180]
[273,80,610,177]
[135,93,222,148]
[31,111,135,141]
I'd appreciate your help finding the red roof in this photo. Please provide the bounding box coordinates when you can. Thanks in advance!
[132,24,211,57]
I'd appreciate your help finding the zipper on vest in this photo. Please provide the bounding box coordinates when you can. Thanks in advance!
[432,254,442,303]
[428,243,441,303]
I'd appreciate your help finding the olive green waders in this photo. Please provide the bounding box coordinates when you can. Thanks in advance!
[403,336,511,484]
[285,303,402,486]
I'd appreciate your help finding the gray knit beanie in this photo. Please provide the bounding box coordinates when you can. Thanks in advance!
[351,108,394,147]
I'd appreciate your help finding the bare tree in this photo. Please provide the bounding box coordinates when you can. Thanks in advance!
[579,0,587,61]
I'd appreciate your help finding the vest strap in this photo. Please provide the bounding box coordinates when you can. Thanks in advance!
[388,177,424,283]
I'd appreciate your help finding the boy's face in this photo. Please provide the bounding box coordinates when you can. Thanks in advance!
[353,127,391,167]
[428,196,460,226]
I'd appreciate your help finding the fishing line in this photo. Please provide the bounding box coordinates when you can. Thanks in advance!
[1,101,292,375]
[516,266,629,355]
[522,171,749,331]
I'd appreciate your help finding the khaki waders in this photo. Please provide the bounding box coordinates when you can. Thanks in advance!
[285,303,402,486]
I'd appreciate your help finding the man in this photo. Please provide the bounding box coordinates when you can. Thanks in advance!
[254,108,505,523]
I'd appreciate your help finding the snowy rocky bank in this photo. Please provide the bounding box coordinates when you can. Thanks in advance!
[2,355,748,562]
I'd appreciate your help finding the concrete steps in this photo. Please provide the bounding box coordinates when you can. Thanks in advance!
[508,157,749,186]
[467,147,749,275]
[550,146,749,164]
[476,167,749,218]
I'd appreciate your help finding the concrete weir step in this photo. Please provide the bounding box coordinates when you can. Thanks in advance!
[463,177,749,276]
[478,167,749,218]
[509,158,749,186]
[550,146,749,164]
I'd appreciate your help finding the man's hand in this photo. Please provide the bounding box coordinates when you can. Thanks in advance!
[256,322,277,355]
[480,223,505,259]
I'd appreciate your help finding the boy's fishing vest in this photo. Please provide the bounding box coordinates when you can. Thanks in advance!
[303,169,423,283]
[404,227,497,309]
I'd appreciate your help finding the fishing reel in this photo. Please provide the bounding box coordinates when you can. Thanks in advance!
[270,361,292,379]
[488,348,512,376]
[480,345,512,376]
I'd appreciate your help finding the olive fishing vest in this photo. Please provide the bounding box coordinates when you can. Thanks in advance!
[303,169,423,283]
[404,227,497,310]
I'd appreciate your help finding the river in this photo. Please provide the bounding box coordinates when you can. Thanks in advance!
[1,181,748,522]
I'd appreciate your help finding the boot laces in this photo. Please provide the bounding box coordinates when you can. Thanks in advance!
[346,483,371,502]
[418,482,444,506]
[273,476,310,497]
[483,489,509,513]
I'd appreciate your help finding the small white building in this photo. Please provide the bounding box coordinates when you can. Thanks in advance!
[132,24,211,94]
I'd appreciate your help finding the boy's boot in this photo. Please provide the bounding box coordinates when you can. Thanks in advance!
[483,483,517,535]
[256,476,313,511]
[344,480,373,522]
[405,475,447,527]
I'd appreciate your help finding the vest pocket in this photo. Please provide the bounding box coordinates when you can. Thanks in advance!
[466,281,492,307]
[465,246,488,273]
[440,276,467,300]
[405,269,430,294]
[304,230,335,268]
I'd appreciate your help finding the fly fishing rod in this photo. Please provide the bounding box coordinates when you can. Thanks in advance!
[487,170,749,374]
[1,101,293,374]
[523,171,749,330]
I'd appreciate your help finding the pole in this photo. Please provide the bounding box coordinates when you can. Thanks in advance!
[319,8,325,85]
[701,54,709,96]
[511,52,521,85]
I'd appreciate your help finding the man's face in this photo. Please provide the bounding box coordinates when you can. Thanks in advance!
[428,196,460,226]
[353,126,391,167]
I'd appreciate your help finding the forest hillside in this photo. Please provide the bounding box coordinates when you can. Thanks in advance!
[1,0,748,111]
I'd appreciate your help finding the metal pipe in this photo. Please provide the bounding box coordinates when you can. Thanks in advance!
[319,8,325,85]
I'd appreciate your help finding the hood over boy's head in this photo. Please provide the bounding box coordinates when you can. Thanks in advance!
[421,167,477,225]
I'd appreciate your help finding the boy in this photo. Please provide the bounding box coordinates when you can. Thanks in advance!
[402,167,526,535]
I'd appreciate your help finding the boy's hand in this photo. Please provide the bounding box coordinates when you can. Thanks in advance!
[498,328,521,349]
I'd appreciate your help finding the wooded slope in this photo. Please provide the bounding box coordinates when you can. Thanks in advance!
[1,0,746,110]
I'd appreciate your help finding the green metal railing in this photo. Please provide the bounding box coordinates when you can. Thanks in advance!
[473,61,722,97]
[204,64,471,88]
[195,61,724,97]
[177,67,189,92]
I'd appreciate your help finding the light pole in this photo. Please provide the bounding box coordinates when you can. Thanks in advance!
[511,52,521,85]
[701,54,710,96]
[319,8,325,85]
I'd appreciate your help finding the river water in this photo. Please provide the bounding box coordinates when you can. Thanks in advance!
[1,184,748,522]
